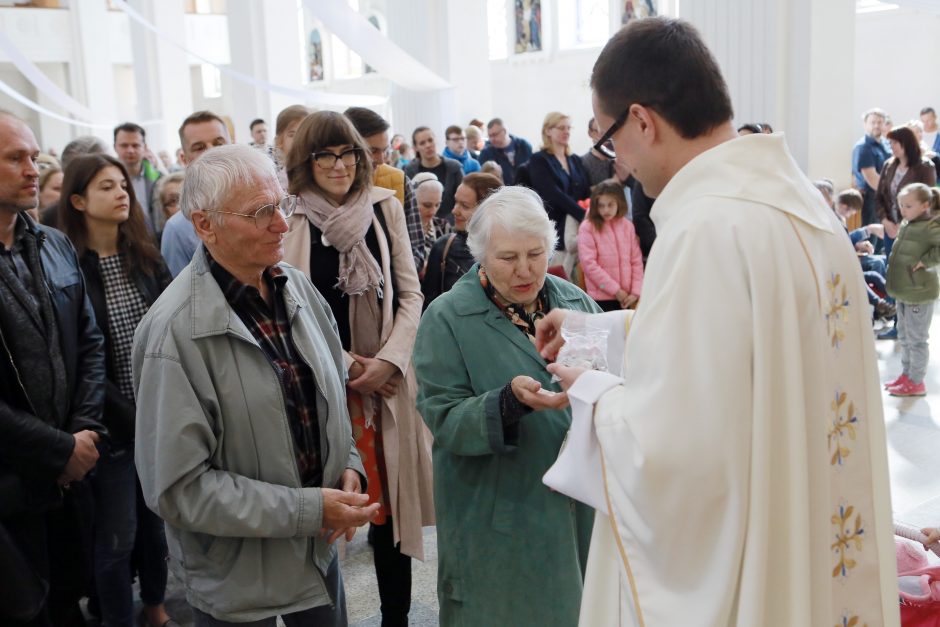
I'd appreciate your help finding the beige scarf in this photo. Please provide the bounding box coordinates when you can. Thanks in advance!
[297,189,385,424]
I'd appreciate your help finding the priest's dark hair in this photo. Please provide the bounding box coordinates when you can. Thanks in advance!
[591,17,733,139]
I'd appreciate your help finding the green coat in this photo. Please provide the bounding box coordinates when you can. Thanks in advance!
[887,215,940,303]
[414,268,600,627]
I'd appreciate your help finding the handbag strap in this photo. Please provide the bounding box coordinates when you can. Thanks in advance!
[597,309,646,626]
[440,233,457,292]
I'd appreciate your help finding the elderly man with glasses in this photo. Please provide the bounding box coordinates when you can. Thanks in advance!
[133,144,376,627]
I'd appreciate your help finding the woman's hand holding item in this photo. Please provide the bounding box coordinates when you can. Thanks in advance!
[510,376,569,411]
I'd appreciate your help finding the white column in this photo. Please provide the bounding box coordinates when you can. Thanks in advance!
[786,0,855,185]
[127,0,194,152]
[385,0,455,137]
[67,0,115,146]
[225,0,305,143]
[678,0,856,187]
[34,62,73,154]
[445,0,491,129]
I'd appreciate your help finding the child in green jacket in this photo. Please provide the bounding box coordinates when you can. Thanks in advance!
[885,183,940,396]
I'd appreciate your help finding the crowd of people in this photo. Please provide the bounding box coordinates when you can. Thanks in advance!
[0,14,928,627]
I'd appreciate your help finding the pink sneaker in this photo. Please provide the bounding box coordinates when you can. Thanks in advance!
[890,379,927,397]
[886,374,910,389]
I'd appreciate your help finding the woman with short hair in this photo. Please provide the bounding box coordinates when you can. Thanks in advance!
[414,186,599,626]
[412,172,450,275]
[152,170,185,232]
[282,110,434,627]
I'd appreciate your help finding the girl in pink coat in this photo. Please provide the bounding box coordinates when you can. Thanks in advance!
[577,181,644,311]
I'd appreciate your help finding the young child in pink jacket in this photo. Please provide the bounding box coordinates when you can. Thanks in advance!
[577,181,644,311]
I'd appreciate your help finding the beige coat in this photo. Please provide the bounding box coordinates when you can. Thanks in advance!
[282,186,434,559]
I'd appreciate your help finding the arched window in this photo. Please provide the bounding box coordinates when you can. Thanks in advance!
[559,0,608,49]
[308,29,324,82]
[514,0,543,54]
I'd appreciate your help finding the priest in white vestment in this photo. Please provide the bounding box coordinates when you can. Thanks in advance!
[538,17,899,627]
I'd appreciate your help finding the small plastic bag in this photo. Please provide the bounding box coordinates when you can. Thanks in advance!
[552,311,609,379]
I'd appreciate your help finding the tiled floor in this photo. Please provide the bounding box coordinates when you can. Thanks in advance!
[879,315,940,531]
[134,314,940,627]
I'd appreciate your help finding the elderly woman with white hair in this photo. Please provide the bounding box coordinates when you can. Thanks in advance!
[412,171,450,275]
[413,186,599,627]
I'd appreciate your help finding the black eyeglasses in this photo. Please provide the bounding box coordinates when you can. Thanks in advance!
[202,195,297,230]
[593,108,631,160]
[312,148,362,169]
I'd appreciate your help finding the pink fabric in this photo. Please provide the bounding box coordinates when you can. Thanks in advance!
[577,217,644,301]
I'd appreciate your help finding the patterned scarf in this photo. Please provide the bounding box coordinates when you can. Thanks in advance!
[478,266,549,344]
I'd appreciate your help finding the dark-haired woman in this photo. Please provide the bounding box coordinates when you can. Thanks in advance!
[57,154,175,627]
[421,172,502,307]
[875,126,937,262]
[281,110,434,627]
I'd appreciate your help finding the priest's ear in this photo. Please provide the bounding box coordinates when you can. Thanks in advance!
[630,104,658,141]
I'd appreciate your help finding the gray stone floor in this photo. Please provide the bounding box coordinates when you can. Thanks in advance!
[122,314,940,626]
[132,528,440,626]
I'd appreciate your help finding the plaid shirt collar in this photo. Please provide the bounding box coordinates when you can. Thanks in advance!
[205,248,287,308]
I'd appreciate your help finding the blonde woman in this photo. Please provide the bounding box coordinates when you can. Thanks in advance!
[526,112,590,276]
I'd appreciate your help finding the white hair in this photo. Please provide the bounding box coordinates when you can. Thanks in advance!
[180,144,277,222]
[467,186,558,263]
[412,171,443,198]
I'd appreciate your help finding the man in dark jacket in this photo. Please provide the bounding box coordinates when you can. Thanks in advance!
[0,112,107,627]
[478,118,534,186]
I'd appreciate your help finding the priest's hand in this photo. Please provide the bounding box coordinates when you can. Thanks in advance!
[510,376,569,411]
[535,309,570,361]
[546,363,587,392]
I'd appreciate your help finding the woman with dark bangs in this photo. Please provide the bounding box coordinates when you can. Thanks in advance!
[58,154,175,627]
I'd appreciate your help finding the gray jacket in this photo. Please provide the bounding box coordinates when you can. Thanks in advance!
[132,246,365,622]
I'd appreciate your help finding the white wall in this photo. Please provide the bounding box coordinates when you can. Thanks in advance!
[854,8,940,127]
[490,48,600,156]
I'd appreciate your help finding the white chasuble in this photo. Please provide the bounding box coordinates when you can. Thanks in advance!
[573,135,898,626]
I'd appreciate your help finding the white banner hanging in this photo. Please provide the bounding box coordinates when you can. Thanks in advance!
[0,29,164,128]
[111,0,387,108]
[0,30,101,122]
[303,0,451,92]
[0,77,116,129]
